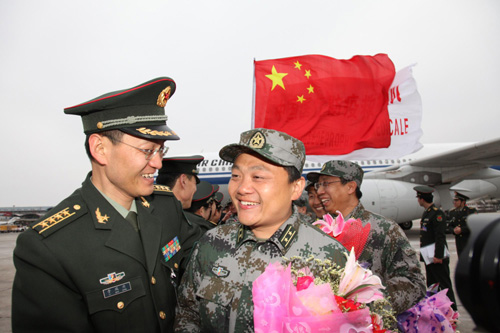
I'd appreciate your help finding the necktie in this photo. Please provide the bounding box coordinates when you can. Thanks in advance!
[125,211,139,232]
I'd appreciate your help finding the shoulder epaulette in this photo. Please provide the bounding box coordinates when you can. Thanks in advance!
[153,184,172,193]
[32,203,86,237]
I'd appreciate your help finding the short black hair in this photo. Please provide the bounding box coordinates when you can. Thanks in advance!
[340,178,363,199]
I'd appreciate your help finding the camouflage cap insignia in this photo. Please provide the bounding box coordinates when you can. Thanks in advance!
[95,207,109,224]
[99,271,125,285]
[162,236,181,262]
[279,225,297,251]
[249,131,265,149]
[212,265,229,277]
[33,205,81,234]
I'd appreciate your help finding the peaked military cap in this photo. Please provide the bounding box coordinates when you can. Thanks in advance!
[192,181,215,203]
[219,128,305,174]
[214,192,223,204]
[454,192,470,201]
[307,160,364,187]
[159,155,204,183]
[64,77,179,140]
[413,185,435,194]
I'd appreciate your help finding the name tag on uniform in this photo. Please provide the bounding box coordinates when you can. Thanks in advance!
[102,281,132,299]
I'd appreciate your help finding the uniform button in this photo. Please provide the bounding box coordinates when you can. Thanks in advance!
[117,301,124,309]
[151,276,156,285]
[174,263,179,269]
[159,311,166,320]
[258,244,265,252]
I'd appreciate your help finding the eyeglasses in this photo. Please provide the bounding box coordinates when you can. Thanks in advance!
[314,180,342,190]
[115,139,169,161]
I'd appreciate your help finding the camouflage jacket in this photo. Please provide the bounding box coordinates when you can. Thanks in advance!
[174,208,348,332]
[346,203,426,314]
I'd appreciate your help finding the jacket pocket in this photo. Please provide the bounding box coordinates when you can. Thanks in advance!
[196,275,234,331]
[85,276,146,315]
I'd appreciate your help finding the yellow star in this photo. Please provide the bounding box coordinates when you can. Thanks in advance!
[294,61,302,70]
[304,69,312,79]
[297,95,306,103]
[307,84,315,94]
[265,66,288,91]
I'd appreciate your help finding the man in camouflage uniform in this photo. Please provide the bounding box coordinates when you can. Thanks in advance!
[415,185,457,311]
[174,129,348,332]
[447,191,477,256]
[307,161,426,315]
[12,78,189,332]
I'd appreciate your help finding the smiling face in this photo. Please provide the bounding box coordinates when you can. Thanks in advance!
[307,187,326,218]
[228,153,304,239]
[92,133,165,209]
[315,175,357,216]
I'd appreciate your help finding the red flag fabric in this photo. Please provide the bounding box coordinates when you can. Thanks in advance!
[253,54,395,155]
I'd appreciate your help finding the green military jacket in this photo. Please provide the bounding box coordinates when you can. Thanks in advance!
[420,203,448,258]
[447,205,476,254]
[347,203,426,314]
[174,208,348,333]
[184,211,216,234]
[148,186,205,277]
[12,174,186,332]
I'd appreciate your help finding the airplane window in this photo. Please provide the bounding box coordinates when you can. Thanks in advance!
[305,163,309,167]
[385,160,388,164]
[402,159,407,162]
[222,167,226,171]
[215,167,219,171]
[378,160,382,164]
[397,160,400,163]
[202,167,206,172]
[360,161,365,165]
[367,161,371,165]
[209,167,212,172]
[391,160,395,164]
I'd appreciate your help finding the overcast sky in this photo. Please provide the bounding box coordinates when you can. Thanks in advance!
[1,0,499,207]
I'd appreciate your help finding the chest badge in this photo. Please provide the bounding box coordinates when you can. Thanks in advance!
[99,271,125,285]
[162,236,181,262]
[212,265,229,277]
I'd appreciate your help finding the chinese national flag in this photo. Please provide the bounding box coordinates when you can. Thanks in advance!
[253,54,395,155]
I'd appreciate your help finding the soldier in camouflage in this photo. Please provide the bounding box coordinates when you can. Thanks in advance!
[174,129,348,332]
[447,192,477,256]
[415,185,457,311]
[307,160,426,315]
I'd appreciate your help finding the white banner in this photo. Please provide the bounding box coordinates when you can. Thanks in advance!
[307,64,423,162]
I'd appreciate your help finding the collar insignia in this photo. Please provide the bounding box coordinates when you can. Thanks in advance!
[162,236,181,262]
[141,197,150,208]
[99,271,125,285]
[249,131,265,149]
[212,265,229,277]
[279,225,297,250]
[237,224,245,245]
[95,207,109,224]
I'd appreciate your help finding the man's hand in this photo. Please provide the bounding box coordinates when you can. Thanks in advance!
[433,257,443,264]
[454,226,462,235]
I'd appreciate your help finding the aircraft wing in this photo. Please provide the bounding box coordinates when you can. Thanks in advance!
[365,137,500,184]
[409,137,500,168]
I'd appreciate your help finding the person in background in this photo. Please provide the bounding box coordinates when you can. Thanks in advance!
[305,180,326,220]
[174,128,348,332]
[308,161,426,315]
[414,185,457,311]
[447,191,477,256]
[12,77,185,332]
[184,180,217,233]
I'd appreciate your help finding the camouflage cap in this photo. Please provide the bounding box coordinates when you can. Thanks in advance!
[219,128,306,174]
[307,160,364,187]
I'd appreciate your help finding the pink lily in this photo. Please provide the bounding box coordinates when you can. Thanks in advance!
[338,248,385,304]
[312,211,346,237]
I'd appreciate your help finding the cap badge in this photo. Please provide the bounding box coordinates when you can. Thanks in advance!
[157,86,171,107]
[95,207,109,224]
[99,271,125,285]
[249,131,265,149]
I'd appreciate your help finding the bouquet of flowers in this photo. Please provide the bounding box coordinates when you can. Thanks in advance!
[397,284,459,332]
[252,248,396,333]
[312,211,371,260]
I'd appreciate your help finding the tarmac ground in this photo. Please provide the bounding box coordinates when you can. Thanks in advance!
[0,223,483,332]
